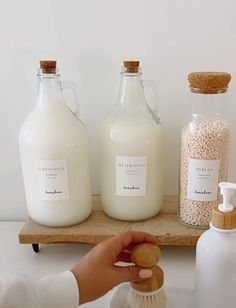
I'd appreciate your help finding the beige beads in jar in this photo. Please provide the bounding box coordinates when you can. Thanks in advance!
[179,72,231,228]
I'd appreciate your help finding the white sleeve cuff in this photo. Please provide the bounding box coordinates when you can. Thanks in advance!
[34,271,79,308]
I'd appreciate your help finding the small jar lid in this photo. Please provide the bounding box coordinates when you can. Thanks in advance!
[188,72,231,94]
[211,206,236,229]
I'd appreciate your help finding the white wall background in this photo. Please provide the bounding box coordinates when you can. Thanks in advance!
[1,0,236,220]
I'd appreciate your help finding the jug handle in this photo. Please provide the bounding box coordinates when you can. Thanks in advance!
[61,81,80,117]
[142,80,161,124]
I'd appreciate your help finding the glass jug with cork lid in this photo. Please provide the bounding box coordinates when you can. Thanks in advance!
[179,72,231,228]
[101,60,164,221]
[19,60,92,227]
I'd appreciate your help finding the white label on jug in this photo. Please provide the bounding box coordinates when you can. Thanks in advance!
[36,160,69,201]
[116,155,147,196]
[187,159,220,201]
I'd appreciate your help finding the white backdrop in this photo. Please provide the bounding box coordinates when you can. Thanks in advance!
[0,0,236,220]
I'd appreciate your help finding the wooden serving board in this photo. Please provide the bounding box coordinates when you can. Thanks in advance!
[19,196,205,249]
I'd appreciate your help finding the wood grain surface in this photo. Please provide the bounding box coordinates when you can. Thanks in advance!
[18,196,205,246]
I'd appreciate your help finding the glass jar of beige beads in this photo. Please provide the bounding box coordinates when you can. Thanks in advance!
[179,72,231,228]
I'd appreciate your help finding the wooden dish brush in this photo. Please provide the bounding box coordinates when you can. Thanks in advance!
[128,243,166,308]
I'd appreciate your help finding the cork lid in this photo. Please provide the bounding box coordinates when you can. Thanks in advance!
[40,60,57,74]
[211,206,236,229]
[123,60,140,73]
[188,72,231,94]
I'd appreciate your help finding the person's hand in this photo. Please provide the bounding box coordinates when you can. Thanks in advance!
[71,231,157,304]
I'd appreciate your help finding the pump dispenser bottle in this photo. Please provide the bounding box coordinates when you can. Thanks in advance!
[194,182,236,308]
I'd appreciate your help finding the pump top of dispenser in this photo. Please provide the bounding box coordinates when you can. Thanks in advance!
[211,182,236,229]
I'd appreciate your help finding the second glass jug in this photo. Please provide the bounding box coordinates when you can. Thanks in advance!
[101,61,164,221]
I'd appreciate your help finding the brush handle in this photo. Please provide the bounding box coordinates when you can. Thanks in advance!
[130,243,164,292]
[130,243,161,268]
[131,265,164,292]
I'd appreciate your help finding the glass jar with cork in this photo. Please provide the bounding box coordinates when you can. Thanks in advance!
[101,60,164,221]
[19,60,92,227]
[179,72,231,228]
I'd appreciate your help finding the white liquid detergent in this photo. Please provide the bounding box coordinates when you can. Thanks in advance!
[19,61,92,227]
[101,115,163,220]
[101,61,164,220]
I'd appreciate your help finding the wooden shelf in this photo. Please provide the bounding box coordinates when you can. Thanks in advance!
[19,196,205,248]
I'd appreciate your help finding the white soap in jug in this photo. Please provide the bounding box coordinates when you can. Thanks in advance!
[101,61,164,221]
[19,61,92,227]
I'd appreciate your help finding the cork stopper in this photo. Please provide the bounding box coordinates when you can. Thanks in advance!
[211,206,236,229]
[40,60,57,74]
[188,72,231,94]
[130,243,164,292]
[123,60,140,73]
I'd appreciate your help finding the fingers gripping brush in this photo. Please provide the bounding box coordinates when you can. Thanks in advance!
[128,243,166,308]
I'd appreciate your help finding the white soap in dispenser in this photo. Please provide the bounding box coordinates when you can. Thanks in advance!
[194,182,236,308]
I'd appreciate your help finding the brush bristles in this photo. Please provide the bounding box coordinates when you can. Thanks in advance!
[128,286,166,308]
